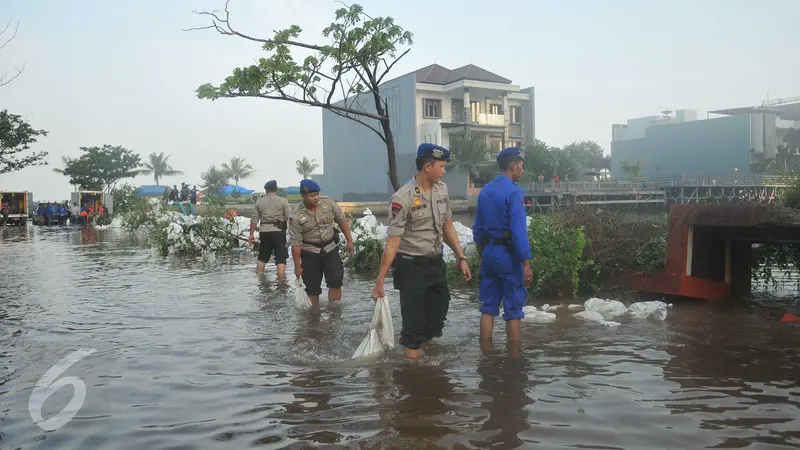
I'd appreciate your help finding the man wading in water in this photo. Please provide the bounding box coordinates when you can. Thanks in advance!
[288,179,354,305]
[372,143,472,359]
[249,180,292,276]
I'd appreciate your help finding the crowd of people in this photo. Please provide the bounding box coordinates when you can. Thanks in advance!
[249,143,533,359]
[31,201,110,226]
[163,183,198,205]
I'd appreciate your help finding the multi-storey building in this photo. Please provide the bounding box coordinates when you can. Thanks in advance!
[312,64,536,201]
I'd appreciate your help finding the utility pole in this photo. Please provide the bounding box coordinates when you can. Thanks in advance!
[655,163,662,188]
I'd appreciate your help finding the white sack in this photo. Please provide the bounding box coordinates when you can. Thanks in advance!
[522,305,539,315]
[352,297,394,359]
[584,298,628,320]
[541,304,559,312]
[294,278,312,309]
[573,310,621,327]
[523,310,557,323]
[567,304,585,311]
[628,301,670,321]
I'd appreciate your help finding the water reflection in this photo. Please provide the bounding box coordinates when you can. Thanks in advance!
[1,227,799,449]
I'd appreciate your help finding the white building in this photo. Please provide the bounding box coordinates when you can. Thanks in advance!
[313,64,536,201]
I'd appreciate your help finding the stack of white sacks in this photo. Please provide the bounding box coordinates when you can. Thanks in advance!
[109,198,253,254]
[523,298,672,326]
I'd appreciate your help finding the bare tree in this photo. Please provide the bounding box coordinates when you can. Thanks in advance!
[0,20,26,88]
[184,1,413,191]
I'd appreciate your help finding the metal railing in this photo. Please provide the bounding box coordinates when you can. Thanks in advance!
[449,112,505,127]
[522,173,794,194]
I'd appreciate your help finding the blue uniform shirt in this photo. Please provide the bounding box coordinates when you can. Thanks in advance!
[472,174,533,261]
[45,205,56,217]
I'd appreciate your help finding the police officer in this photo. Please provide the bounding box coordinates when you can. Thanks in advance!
[288,179,354,304]
[371,143,472,359]
[472,147,534,351]
[249,180,293,276]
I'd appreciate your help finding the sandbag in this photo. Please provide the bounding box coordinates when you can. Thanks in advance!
[573,310,621,327]
[628,301,670,320]
[294,278,312,309]
[584,298,628,320]
[522,310,556,323]
[352,297,394,358]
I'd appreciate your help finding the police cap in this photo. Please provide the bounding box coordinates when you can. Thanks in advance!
[299,179,321,194]
[416,143,450,161]
[497,146,525,162]
[264,180,278,190]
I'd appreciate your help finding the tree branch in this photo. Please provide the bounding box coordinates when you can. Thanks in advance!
[376,48,411,85]
[0,20,25,87]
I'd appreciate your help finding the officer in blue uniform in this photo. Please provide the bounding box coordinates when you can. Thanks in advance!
[472,147,534,350]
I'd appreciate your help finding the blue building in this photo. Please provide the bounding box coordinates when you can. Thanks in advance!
[611,103,800,178]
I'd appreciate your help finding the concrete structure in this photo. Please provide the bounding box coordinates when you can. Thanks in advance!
[313,64,535,201]
[613,204,800,301]
[611,99,800,179]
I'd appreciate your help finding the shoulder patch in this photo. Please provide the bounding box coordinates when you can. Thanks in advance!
[391,201,403,217]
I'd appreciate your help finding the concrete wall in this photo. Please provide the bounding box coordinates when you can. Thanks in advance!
[610,114,753,177]
[316,73,417,202]
[521,87,536,142]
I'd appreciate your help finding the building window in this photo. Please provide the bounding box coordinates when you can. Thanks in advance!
[508,140,521,148]
[423,98,441,119]
[510,106,522,124]
[489,104,503,115]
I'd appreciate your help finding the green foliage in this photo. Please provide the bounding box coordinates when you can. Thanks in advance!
[139,152,183,185]
[200,165,230,193]
[342,219,384,275]
[446,253,481,286]
[0,109,49,175]
[528,215,592,296]
[111,183,140,215]
[61,145,142,191]
[221,156,255,186]
[752,243,800,289]
[619,157,646,180]
[449,132,493,185]
[191,3,413,191]
[296,157,318,179]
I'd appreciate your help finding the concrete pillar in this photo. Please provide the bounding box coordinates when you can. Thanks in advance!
[502,92,509,146]
[463,88,470,123]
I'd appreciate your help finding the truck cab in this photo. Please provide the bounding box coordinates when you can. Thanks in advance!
[1,191,33,226]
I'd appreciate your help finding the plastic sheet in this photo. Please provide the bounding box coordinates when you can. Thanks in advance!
[573,310,621,327]
[628,301,671,320]
[584,298,628,320]
[294,278,312,309]
[352,297,394,358]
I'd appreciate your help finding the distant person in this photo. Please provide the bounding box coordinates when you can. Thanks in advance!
[45,202,56,226]
[288,179,354,305]
[249,180,293,276]
[169,185,178,202]
[371,143,472,359]
[180,183,189,202]
[1,201,9,227]
[472,147,533,354]
[191,186,198,205]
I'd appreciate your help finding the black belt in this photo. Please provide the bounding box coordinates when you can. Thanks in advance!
[487,237,512,246]
[303,239,334,249]
[397,253,442,265]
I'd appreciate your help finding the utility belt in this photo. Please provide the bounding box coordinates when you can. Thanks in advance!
[264,220,288,232]
[395,252,443,267]
[483,232,513,249]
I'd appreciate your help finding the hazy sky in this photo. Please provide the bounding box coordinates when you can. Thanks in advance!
[1,0,798,200]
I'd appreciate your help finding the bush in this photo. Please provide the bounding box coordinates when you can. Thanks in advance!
[111,183,139,216]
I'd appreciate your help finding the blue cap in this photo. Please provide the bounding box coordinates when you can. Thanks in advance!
[416,143,450,161]
[264,180,278,190]
[497,146,525,161]
[300,179,321,194]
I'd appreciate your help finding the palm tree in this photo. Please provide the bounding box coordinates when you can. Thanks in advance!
[448,132,493,186]
[200,165,230,194]
[138,152,184,185]
[52,156,79,191]
[296,157,319,179]
[221,156,255,187]
[619,158,646,180]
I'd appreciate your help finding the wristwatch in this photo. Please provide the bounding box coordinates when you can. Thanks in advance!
[457,256,468,263]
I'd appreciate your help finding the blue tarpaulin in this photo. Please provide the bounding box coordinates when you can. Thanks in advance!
[137,185,170,197]
[220,185,255,195]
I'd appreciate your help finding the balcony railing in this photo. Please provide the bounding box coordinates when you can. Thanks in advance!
[449,112,506,127]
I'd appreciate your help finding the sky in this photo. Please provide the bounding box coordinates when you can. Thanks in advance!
[1,0,798,200]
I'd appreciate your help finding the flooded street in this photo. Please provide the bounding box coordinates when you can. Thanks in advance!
[2,226,800,449]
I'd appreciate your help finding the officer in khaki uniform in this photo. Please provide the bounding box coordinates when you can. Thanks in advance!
[289,179,354,304]
[249,180,293,276]
[372,143,472,359]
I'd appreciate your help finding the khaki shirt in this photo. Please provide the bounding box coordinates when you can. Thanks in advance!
[288,196,346,254]
[387,178,453,256]
[251,193,292,233]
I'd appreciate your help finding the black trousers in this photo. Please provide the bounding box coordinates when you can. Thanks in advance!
[300,249,344,296]
[258,231,288,264]
[393,254,451,350]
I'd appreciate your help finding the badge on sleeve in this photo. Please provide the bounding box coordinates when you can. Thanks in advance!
[391,202,403,217]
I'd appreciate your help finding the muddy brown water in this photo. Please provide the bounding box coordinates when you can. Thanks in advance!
[1,225,799,449]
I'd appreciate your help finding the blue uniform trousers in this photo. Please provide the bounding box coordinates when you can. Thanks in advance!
[479,244,527,321]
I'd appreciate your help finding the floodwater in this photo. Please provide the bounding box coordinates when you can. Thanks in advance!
[1,226,800,450]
